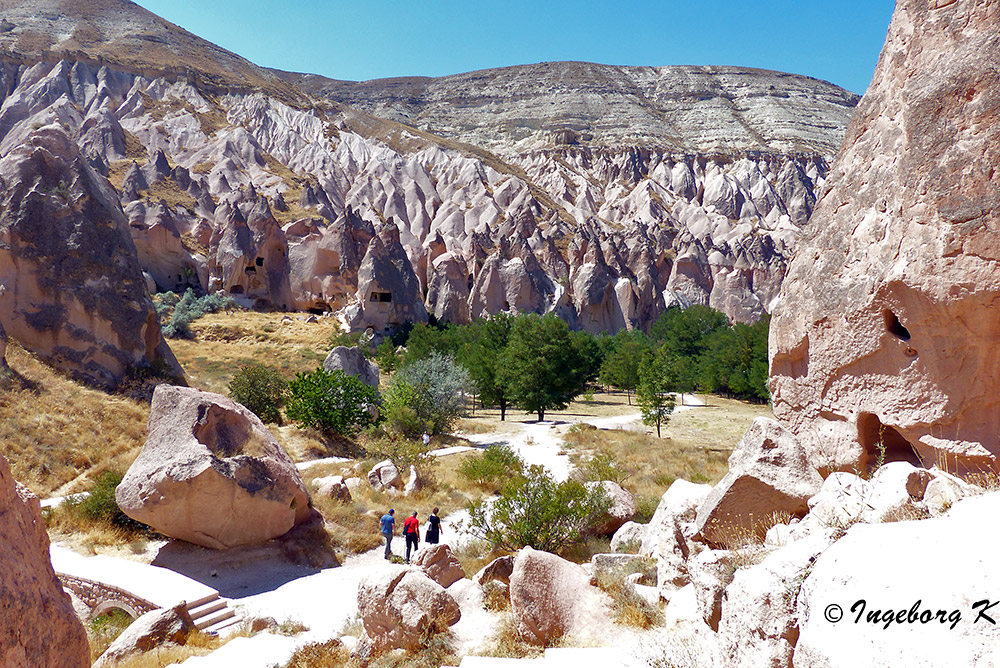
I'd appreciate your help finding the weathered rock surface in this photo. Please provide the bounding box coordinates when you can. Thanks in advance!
[0,2,859,338]
[412,544,465,588]
[357,569,461,654]
[688,549,736,632]
[609,521,646,552]
[585,480,636,535]
[312,475,352,503]
[718,529,837,668]
[695,417,822,547]
[367,459,402,491]
[770,0,1000,475]
[93,603,195,668]
[0,126,180,389]
[0,453,89,668]
[509,547,612,646]
[323,346,380,389]
[0,318,6,369]
[795,493,1000,668]
[641,478,713,600]
[474,555,515,586]
[116,385,310,549]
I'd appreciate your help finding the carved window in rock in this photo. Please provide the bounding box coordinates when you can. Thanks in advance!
[255,257,264,267]
[370,291,392,303]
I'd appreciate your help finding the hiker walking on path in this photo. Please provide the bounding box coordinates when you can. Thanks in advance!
[422,431,431,447]
[380,508,395,560]
[403,511,420,563]
[425,507,442,545]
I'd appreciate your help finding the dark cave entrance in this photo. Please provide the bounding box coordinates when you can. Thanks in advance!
[882,309,911,341]
[857,412,922,473]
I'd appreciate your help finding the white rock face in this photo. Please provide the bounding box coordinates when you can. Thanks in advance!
[794,493,1000,668]
[323,346,380,389]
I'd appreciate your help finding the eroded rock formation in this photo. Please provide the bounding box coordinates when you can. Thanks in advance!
[116,385,310,548]
[770,0,1000,475]
[0,126,181,389]
[0,454,89,668]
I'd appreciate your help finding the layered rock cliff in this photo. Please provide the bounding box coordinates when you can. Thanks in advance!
[0,0,859,340]
[770,0,1000,474]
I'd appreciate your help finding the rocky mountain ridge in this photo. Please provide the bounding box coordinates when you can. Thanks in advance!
[0,0,859,364]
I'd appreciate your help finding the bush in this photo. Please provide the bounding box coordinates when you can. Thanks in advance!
[70,470,149,535]
[466,465,611,552]
[286,368,380,435]
[458,444,524,492]
[159,289,239,339]
[365,432,434,477]
[580,451,631,487]
[387,353,471,435]
[229,363,288,424]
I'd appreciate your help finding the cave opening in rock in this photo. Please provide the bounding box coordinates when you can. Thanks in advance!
[882,309,911,341]
[857,412,921,472]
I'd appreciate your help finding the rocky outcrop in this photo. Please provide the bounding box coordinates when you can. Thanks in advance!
[0,126,181,389]
[357,569,461,654]
[695,417,822,547]
[367,459,402,491]
[93,603,196,668]
[794,493,1000,668]
[412,544,466,588]
[348,223,428,330]
[0,454,89,668]
[509,547,612,646]
[323,346,380,389]
[585,480,636,535]
[116,385,310,549]
[770,0,1000,475]
[312,475,352,503]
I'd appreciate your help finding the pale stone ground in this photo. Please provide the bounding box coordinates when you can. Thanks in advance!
[53,394,709,667]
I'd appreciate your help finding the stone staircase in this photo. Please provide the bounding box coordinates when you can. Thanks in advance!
[454,647,644,668]
[185,592,240,635]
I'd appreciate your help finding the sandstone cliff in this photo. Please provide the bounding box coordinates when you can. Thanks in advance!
[770,0,1000,474]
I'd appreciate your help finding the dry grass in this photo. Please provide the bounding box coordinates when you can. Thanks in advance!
[138,179,198,211]
[0,343,150,497]
[302,447,485,557]
[594,563,663,629]
[281,639,350,668]
[104,631,227,668]
[476,614,543,659]
[561,394,771,519]
[482,581,511,612]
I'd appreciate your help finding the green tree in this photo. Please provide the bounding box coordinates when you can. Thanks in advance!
[375,339,399,375]
[401,322,460,366]
[228,363,288,424]
[598,330,652,405]
[286,368,380,435]
[499,314,589,421]
[466,465,611,552]
[461,313,514,420]
[386,352,472,434]
[637,345,677,438]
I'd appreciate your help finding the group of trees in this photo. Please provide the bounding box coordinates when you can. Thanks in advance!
[227,304,769,442]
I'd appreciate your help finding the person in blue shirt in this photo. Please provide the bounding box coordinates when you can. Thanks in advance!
[380,508,395,560]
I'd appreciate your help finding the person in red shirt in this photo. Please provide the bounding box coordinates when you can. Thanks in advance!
[403,511,420,563]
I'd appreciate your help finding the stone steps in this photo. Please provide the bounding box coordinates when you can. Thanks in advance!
[185,593,239,635]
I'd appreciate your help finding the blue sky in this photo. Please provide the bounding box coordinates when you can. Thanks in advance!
[135,0,895,94]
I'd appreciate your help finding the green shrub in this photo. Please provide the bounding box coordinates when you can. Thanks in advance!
[229,363,288,424]
[386,353,471,435]
[581,451,632,487]
[467,465,611,552]
[286,368,380,435]
[381,379,427,436]
[71,470,149,534]
[159,289,239,339]
[458,444,524,492]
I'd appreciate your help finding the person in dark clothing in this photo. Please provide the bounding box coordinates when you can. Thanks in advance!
[403,511,420,563]
[425,507,442,544]
[380,508,395,559]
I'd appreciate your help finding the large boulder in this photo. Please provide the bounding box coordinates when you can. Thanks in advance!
[93,603,195,668]
[0,126,181,390]
[367,459,402,491]
[412,544,466,588]
[0,454,89,668]
[769,0,1000,475]
[717,529,837,668]
[641,478,713,601]
[795,493,1000,668]
[323,346,380,389]
[357,570,461,654]
[695,417,823,548]
[509,547,612,646]
[313,475,352,503]
[116,385,310,549]
[475,554,515,586]
[585,480,636,535]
